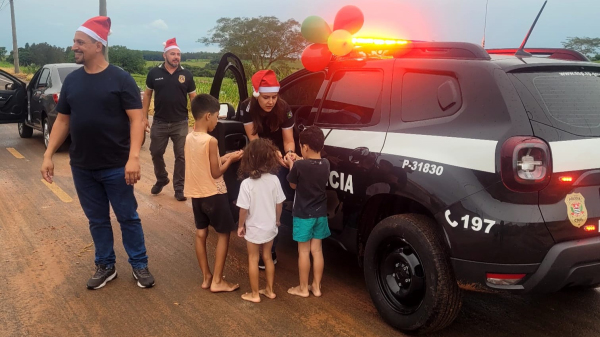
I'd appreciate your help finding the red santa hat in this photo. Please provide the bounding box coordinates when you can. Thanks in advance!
[163,38,180,52]
[77,16,111,46]
[251,70,280,98]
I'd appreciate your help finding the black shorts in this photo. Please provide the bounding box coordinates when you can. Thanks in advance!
[192,194,236,233]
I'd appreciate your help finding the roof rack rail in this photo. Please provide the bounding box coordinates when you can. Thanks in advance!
[391,42,491,60]
[486,48,589,61]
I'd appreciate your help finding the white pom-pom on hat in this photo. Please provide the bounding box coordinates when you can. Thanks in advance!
[253,91,260,98]
[163,41,167,47]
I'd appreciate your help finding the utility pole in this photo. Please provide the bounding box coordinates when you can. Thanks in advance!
[100,0,108,61]
[9,0,19,73]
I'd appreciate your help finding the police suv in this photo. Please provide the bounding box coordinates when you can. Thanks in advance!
[209,41,600,333]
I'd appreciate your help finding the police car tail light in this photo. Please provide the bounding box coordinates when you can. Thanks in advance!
[501,137,552,193]
[486,273,526,286]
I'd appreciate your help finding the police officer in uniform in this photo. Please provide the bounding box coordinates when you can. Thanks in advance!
[143,38,196,201]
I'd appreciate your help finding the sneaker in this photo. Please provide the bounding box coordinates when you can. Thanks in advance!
[258,252,277,270]
[151,179,170,195]
[132,267,155,288]
[87,265,117,290]
[174,190,187,201]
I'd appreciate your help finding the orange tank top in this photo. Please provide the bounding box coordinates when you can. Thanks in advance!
[183,132,227,198]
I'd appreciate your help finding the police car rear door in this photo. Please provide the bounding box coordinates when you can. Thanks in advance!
[314,59,393,232]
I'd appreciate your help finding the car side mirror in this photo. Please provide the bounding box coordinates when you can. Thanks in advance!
[5,83,14,91]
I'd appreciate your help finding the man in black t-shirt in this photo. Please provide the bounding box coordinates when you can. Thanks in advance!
[142,38,196,201]
[41,16,155,290]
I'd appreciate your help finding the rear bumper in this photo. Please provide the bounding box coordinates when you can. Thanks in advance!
[452,236,600,293]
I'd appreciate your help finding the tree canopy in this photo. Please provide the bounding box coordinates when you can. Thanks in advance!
[562,37,600,59]
[199,16,307,71]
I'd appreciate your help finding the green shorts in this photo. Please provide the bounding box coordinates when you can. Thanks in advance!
[293,216,331,242]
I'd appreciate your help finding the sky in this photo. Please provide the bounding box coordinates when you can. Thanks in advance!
[0,0,598,54]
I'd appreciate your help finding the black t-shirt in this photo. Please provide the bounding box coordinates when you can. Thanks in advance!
[287,158,330,219]
[146,63,196,122]
[56,65,142,170]
[239,98,294,153]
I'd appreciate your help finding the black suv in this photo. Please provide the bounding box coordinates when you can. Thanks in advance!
[209,44,600,333]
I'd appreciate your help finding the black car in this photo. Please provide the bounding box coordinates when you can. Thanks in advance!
[18,64,82,147]
[209,44,600,334]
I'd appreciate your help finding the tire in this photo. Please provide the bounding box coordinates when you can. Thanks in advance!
[18,122,33,138]
[42,118,50,148]
[364,214,462,334]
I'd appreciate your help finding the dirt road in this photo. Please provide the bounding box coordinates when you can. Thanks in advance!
[1,123,600,337]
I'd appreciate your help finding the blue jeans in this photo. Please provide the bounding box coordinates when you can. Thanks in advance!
[71,166,148,269]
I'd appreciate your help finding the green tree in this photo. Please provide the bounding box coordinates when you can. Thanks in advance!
[199,16,307,71]
[0,47,7,61]
[562,37,600,59]
[109,45,146,74]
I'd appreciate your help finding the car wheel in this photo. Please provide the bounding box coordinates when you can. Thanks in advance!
[18,122,33,138]
[43,118,50,148]
[364,214,462,334]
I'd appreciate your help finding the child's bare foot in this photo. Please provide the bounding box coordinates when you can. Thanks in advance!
[287,286,309,298]
[210,279,240,293]
[309,284,322,297]
[259,289,277,299]
[201,275,213,289]
[241,292,261,303]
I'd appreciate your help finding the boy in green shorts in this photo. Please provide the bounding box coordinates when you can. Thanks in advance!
[284,126,330,297]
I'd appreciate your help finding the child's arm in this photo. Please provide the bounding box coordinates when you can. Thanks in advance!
[275,203,282,227]
[238,208,248,237]
[209,138,242,179]
[286,159,297,190]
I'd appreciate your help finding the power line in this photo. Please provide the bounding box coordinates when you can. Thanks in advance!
[0,0,9,12]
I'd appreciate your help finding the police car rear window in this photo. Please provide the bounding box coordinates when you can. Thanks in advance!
[533,72,600,129]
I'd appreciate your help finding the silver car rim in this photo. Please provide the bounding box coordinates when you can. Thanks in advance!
[18,123,23,135]
[44,122,49,148]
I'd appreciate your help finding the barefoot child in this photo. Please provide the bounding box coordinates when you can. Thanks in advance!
[237,139,286,303]
[184,94,243,292]
[284,126,331,297]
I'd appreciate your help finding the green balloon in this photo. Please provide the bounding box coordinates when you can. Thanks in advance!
[301,16,332,44]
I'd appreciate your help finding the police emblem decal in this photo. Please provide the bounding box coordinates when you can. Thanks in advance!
[179,75,185,84]
[565,193,587,228]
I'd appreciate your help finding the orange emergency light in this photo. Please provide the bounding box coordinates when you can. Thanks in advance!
[352,38,410,47]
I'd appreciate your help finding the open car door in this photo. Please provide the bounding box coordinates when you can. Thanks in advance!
[209,53,250,215]
[0,69,27,124]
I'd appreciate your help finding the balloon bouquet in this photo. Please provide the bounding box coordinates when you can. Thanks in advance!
[300,5,365,72]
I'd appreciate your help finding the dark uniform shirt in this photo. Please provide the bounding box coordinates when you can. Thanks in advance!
[238,98,294,153]
[145,63,196,122]
[56,65,142,170]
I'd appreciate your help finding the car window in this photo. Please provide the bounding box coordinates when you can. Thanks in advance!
[0,73,16,91]
[399,72,463,122]
[37,68,51,88]
[58,67,80,83]
[279,72,325,106]
[316,70,383,126]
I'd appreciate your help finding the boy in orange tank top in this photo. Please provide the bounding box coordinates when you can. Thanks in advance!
[184,94,243,292]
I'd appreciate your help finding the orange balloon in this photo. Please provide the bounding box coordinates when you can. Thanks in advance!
[327,29,355,56]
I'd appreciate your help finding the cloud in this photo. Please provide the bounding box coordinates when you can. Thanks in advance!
[150,19,168,31]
